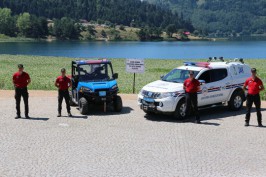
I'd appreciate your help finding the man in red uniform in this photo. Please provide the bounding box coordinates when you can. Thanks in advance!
[243,68,264,127]
[55,68,72,117]
[13,64,31,119]
[184,71,201,123]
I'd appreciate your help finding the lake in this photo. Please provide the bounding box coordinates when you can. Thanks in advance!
[0,40,265,59]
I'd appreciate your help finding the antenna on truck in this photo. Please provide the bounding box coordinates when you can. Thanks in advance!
[226,58,245,64]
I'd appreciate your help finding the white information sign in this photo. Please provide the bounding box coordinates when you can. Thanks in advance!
[126,59,145,73]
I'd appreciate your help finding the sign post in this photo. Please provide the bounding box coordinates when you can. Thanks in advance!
[126,59,145,94]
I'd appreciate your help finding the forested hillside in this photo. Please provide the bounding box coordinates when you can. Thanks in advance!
[0,0,193,30]
[148,0,266,37]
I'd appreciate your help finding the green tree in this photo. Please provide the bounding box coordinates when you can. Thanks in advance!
[101,30,107,38]
[0,0,191,31]
[0,8,16,36]
[29,16,48,38]
[119,25,125,31]
[53,17,81,39]
[17,13,31,37]
[137,28,148,41]
[87,25,97,36]
[166,24,177,37]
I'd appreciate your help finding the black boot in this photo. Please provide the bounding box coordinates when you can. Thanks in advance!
[57,112,61,117]
[15,115,21,119]
[195,116,201,124]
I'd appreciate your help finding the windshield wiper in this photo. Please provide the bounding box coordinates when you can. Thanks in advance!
[171,81,180,83]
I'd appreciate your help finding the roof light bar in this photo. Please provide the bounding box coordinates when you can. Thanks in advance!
[184,62,210,68]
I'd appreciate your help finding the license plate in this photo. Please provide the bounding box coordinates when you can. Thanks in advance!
[99,91,106,97]
[143,97,154,103]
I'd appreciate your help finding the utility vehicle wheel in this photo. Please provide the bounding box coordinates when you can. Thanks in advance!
[229,91,244,111]
[79,97,89,115]
[114,95,123,112]
[173,99,187,120]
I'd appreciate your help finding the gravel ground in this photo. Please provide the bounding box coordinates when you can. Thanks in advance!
[0,90,266,177]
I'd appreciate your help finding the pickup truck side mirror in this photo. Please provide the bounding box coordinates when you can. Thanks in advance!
[160,75,165,80]
[199,80,206,85]
[113,73,118,79]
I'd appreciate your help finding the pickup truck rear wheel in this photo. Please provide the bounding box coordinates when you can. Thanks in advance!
[79,97,89,115]
[114,95,123,112]
[173,99,186,120]
[229,91,244,111]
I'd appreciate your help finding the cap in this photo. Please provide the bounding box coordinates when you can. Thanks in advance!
[251,68,257,73]
[18,64,24,68]
[189,71,194,75]
[61,68,66,72]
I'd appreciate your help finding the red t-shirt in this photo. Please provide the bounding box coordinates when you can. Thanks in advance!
[13,72,30,88]
[184,78,200,93]
[56,76,71,90]
[244,77,263,95]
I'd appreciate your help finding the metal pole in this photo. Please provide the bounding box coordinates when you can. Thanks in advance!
[133,73,136,94]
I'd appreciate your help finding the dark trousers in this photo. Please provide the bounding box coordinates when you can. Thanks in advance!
[15,87,29,116]
[58,90,71,113]
[185,92,200,121]
[245,94,262,124]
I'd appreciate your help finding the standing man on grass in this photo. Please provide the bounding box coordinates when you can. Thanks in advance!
[243,68,264,127]
[55,68,72,117]
[183,71,201,124]
[13,64,31,119]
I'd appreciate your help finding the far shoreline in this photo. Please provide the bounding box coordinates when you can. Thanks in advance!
[0,36,231,43]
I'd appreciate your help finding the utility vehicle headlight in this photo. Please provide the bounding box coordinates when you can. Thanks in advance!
[80,87,92,93]
[112,84,118,90]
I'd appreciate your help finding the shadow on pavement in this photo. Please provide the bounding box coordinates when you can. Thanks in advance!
[27,117,49,121]
[75,106,134,116]
[248,125,266,128]
[62,115,88,119]
[145,106,266,125]
[71,115,88,119]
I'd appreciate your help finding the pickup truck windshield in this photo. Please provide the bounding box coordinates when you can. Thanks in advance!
[162,69,199,83]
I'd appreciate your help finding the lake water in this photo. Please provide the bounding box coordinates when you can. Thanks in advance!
[0,41,265,59]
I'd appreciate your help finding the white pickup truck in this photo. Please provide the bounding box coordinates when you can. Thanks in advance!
[138,60,251,119]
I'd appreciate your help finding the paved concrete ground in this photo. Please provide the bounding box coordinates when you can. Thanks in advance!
[1,91,266,177]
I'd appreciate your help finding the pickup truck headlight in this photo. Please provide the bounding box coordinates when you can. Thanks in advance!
[140,89,146,96]
[158,92,180,99]
[80,87,92,93]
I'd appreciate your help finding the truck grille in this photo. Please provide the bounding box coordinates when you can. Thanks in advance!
[142,90,161,99]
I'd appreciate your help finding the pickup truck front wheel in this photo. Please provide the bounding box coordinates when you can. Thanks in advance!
[79,97,89,115]
[173,99,186,120]
[229,91,244,111]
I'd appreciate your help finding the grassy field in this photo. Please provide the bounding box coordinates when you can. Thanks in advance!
[0,34,36,42]
[0,55,265,99]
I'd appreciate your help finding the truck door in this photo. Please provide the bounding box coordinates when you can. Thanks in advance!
[210,68,230,103]
[197,70,213,106]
